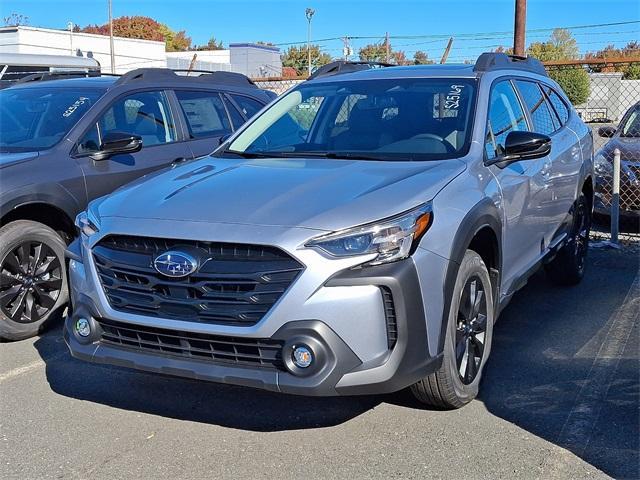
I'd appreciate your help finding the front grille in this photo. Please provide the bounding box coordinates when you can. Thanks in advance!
[93,235,304,326]
[98,318,284,369]
[380,287,398,349]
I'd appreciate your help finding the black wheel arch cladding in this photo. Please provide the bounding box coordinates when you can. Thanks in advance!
[438,198,502,354]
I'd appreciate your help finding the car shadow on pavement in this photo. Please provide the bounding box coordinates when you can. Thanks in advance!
[32,324,384,432]
[478,249,639,479]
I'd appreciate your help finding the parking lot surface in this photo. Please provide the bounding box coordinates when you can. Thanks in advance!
[1,248,638,480]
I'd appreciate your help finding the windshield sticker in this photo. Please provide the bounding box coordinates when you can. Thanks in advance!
[445,85,465,109]
[63,97,90,118]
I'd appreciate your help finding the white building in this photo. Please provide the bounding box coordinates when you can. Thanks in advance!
[0,26,282,78]
[0,25,167,73]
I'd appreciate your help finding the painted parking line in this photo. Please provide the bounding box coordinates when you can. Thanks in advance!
[0,351,67,384]
[555,273,639,457]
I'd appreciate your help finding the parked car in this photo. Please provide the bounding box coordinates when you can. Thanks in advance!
[595,101,640,219]
[65,54,594,408]
[0,68,275,340]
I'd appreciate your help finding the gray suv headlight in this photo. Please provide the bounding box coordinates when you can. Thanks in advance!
[306,203,432,265]
[75,210,100,237]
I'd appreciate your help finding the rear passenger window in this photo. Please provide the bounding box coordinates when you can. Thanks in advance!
[485,80,529,159]
[515,80,558,135]
[175,90,231,138]
[229,95,263,119]
[544,87,569,126]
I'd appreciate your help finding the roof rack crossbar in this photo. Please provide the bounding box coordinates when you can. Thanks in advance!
[308,60,393,80]
[473,53,547,76]
[13,70,112,85]
[114,68,257,88]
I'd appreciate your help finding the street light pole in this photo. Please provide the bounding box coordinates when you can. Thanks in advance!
[305,7,315,76]
[108,0,116,73]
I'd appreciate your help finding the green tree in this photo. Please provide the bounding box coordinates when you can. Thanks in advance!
[358,43,387,62]
[585,41,640,79]
[282,45,331,72]
[413,51,434,65]
[548,67,590,105]
[526,28,579,62]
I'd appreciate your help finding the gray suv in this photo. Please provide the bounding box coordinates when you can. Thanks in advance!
[65,54,594,408]
[0,69,274,340]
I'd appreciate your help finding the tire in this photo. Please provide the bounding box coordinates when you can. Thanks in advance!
[0,220,68,341]
[411,250,495,409]
[545,192,591,286]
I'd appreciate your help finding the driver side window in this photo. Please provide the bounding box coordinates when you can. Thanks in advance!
[77,90,176,155]
[485,80,528,160]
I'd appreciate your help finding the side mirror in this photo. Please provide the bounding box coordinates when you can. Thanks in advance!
[598,125,617,138]
[90,132,142,161]
[486,131,551,168]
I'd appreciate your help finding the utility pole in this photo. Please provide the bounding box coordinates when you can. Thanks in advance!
[513,0,527,56]
[440,37,453,64]
[108,0,116,73]
[385,32,390,63]
[305,8,315,76]
[342,36,352,61]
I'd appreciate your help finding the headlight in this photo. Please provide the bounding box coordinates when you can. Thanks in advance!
[306,203,432,266]
[594,152,613,176]
[75,211,99,237]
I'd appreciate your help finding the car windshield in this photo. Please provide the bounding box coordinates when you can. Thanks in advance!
[620,105,640,138]
[224,78,476,161]
[0,86,104,152]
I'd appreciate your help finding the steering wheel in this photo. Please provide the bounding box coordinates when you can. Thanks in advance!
[412,133,456,153]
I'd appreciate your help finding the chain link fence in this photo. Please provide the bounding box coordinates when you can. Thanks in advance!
[545,59,640,245]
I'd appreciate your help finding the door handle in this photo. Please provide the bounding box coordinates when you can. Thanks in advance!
[171,157,187,167]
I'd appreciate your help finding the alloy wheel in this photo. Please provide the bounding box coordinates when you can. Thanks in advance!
[455,275,488,385]
[0,241,62,323]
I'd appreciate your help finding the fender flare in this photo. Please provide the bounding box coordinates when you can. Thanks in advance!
[0,183,82,226]
[437,198,502,354]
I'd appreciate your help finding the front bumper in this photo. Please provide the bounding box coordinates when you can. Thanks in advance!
[65,227,448,396]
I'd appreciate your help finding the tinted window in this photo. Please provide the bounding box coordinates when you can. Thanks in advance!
[485,80,528,159]
[0,87,103,151]
[230,94,263,119]
[95,90,176,147]
[223,98,245,129]
[176,90,231,138]
[227,79,477,161]
[77,125,100,154]
[544,87,569,125]
[620,104,640,138]
[515,80,558,135]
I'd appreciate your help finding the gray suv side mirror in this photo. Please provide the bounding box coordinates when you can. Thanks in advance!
[597,125,617,138]
[486,131,551,168]
[90,132,143,161]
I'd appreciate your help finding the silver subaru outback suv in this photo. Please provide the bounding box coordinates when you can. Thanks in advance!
[65,53,593,408]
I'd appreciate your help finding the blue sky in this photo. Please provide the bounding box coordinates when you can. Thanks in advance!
[2,0,639,61]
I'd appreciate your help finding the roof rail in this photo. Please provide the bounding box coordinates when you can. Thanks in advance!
[308,61,393,80]
[13,70,111,85]
[473,52,547,76]
[115,68,257,88]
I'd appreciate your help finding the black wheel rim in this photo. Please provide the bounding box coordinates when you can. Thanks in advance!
[574,199,589,273]
[455,275,488,385]
[0,241,62,323]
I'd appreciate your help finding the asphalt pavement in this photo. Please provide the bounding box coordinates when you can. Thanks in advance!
[1,247,638,479]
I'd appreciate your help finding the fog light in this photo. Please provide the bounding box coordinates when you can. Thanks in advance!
[292,345,313,368]
[75,318,91,337]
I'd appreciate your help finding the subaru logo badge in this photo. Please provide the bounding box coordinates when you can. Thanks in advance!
[153,251,198,278]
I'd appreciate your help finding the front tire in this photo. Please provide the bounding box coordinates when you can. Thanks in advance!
[0,220,68,341]
[411,250,495,409]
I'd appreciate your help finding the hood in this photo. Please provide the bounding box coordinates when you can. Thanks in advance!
[95,157,466,231]
[0,151,39,169]
[598,136,640,161]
